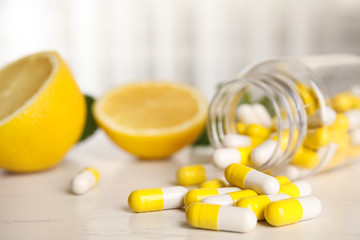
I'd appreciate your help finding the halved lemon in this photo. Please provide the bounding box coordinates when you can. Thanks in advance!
[0,52,86,172]
[93,82,208,159]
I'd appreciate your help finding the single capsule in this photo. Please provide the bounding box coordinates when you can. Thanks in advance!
[279,180,311,198]
[199,178,227,189]
[201,190,258,206]
[275,176,291,185]
[184,187,241,207]
[186,203,257,233]
[70,167,100,195]
[303,127,330,150]
[225,164,280,194]
[307,106,337,128]
[252,103,273,128]
[291,147,320,169]
[236,193,290,220]
[264,196,322,227]
[211,148,241,169]
[176,164,218,186]
[245,124,271,139]
[128,186,188,212]
[221,133,252,148]
[350,128,360,146]
[345,109,360,131]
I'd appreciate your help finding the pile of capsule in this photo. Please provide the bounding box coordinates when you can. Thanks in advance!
[212,84,360,180]
[128,163,321,233]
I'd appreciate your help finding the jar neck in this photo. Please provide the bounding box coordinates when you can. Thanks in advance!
[207,72,308,171]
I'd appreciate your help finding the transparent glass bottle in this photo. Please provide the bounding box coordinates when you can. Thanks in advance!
[208,54,360,180]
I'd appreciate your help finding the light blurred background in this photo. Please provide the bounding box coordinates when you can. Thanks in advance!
[1,0,360,99]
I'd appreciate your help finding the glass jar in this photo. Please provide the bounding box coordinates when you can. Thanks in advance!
[208,54,360,180]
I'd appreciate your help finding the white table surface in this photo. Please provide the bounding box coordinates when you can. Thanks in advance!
[1,131,360,240]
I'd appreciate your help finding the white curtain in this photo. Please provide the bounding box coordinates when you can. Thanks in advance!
[1,0,360,99]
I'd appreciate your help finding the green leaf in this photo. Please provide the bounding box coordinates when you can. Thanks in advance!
[78,95,98,142]
[193,127,210,146]
[259,96,276,117]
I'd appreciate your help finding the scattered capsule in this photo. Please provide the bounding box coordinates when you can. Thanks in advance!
[252,103,273,128]
[128,186,188,212]
[307,106,337,128]
[225,164,280,194]
[211,148,241,169]
[350,128,360,146]
[275,176,291,185]
[176,164,218,186]
[303,127,330,150]
[246,124,271,139]
[264,196,322,227]
[184,187,241,207]
[279,180,311,198]
[201,190,258,206]
[186,203,257,233]
[222,133,252,148]
[291,147,320,169]
[199,178,227,189]
[70,167,100,195]
[345,109,360,131]
[236,193,290,220]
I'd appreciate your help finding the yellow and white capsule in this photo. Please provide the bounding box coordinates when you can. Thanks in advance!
[236,193,290,220]
[264,196,322,227]
[128,186,188,212]
[184,187,241,207]
[176,164,218,186]
[70,167,100,195]
[211,146,254,169]
[201,190,258,206]
[225,164,280,195]
[186,203,257,233]
[331,92,357,112]
[199,178,227,189]
[279,180,311,198]
[307,106,337,128]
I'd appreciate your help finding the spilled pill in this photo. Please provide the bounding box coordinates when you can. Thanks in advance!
[128,186,188,212]
[70,167,100,195]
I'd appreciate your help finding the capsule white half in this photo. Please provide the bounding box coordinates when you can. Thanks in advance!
[70,167,100,195]
[212,148,241,169]
[222,133,252,148]
[345,109,360,131]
